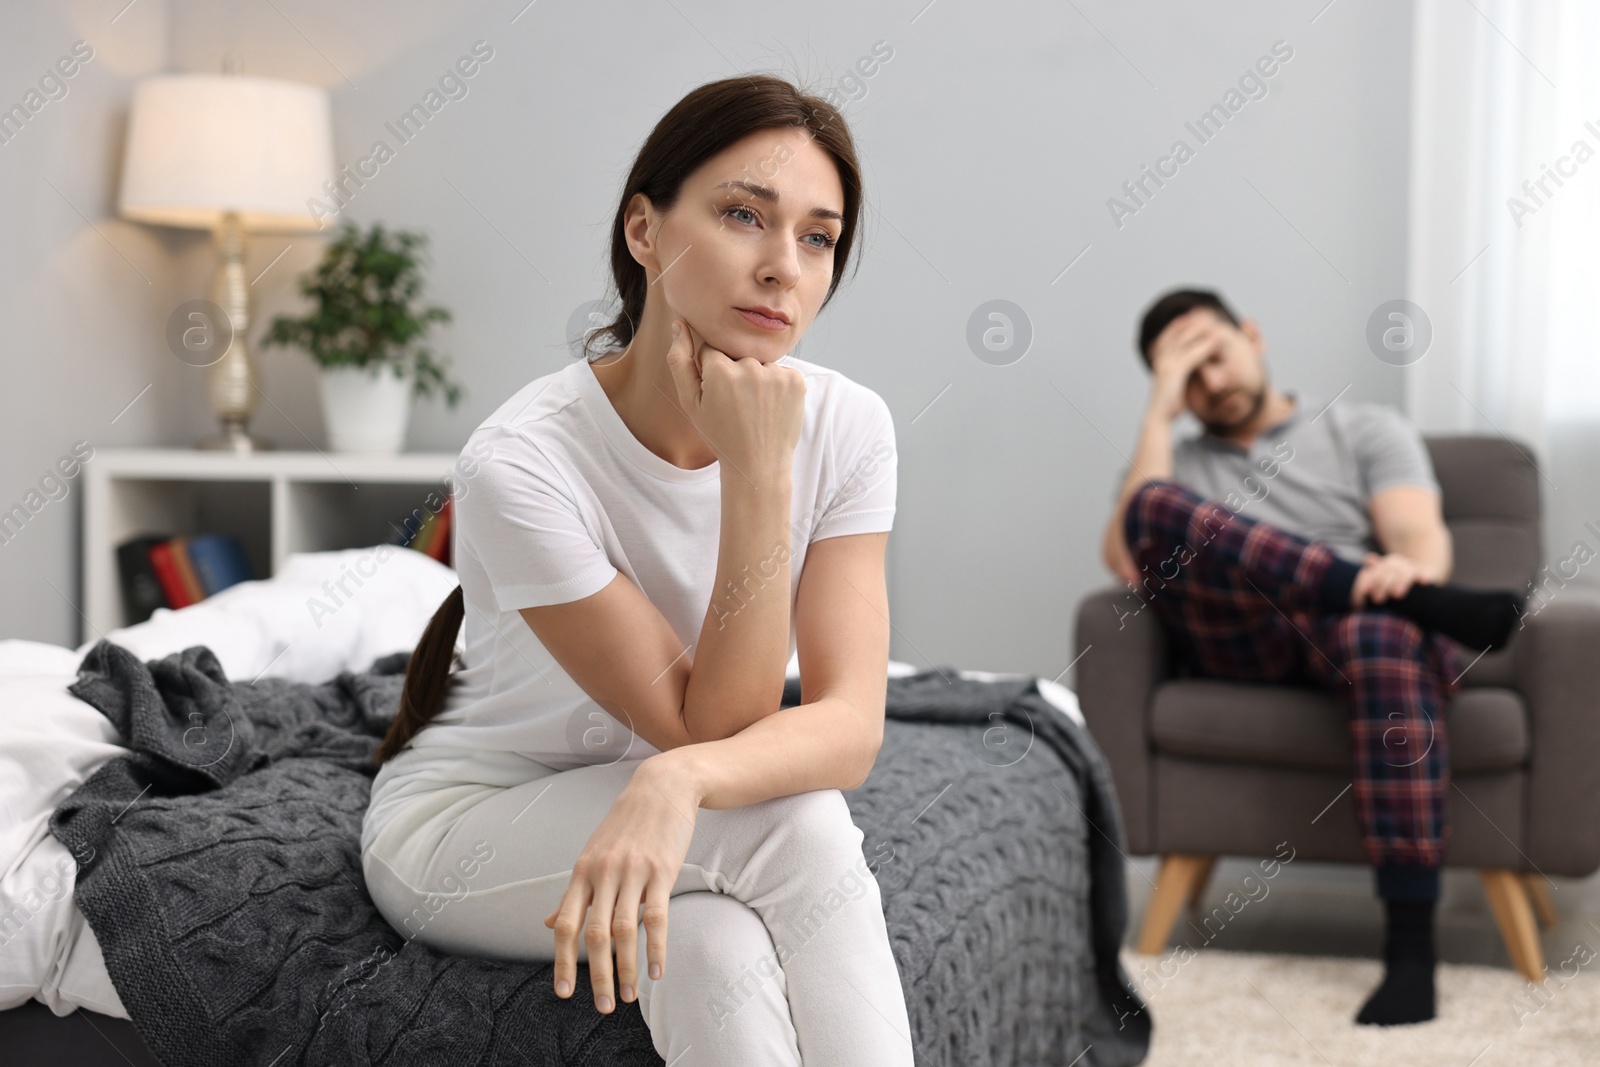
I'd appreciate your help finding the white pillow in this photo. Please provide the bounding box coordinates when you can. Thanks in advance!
[77,546,461,684]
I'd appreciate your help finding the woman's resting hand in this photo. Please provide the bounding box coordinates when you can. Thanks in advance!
[544,754,699,1014]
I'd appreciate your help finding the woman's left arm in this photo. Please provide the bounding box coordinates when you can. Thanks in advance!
[646,530,890,810]
[545,530,889,1011]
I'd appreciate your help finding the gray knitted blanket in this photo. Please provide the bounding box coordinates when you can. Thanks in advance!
[50,641,1149,1066]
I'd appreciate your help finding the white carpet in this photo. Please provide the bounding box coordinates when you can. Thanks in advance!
[1122,947,1600,1065]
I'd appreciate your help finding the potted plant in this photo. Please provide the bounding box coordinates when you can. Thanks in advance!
[262,221,462,454]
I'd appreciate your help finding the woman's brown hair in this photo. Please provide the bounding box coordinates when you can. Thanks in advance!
[373,74,866,767]
[374,584,462,765]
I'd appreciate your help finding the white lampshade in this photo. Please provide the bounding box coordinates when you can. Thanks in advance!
[119,74,334,232]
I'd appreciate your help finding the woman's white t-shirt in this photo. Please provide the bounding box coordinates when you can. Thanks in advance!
[361,352,896,856]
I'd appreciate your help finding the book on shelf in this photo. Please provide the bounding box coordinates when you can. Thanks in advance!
[419,495,452,563]
[117,532,256,623]
[186,533,254,595]
[115,534,170,625]
[388,493,453,565]
[146,539,196,612]
[169,536,207,604]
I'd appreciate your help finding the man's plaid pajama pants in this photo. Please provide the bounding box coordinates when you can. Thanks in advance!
[1121,479,1462,868]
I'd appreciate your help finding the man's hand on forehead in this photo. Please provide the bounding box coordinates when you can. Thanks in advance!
[1170,308,1222,344]
[1152,310,1222,370]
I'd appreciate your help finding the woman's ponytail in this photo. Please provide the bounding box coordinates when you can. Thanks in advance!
[374,585,465,766]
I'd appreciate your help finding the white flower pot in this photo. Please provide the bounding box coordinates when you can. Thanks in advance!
[317,364,413,454]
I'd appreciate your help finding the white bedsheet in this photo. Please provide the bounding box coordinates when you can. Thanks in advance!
[0,646,129,1019]
[1,546,1083,1020]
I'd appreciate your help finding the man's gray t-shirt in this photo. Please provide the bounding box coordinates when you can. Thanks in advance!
[1124,393,1440,563]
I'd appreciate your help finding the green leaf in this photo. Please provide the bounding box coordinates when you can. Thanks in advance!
[259,219,463,408]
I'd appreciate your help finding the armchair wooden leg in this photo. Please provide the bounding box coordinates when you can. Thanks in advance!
[1187,856,1217,910]
[1481,869,1546,982]
[1137,854,1213,955]
[1522,873,1558,928]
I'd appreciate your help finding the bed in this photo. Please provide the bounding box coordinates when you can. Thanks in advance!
[0,548,1150,1066]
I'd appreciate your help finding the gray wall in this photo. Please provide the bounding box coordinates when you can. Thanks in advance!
[2,0,1415,681]
[1,0,176,646]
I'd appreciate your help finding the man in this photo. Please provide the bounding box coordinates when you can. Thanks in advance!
[1101,288,1523,1026]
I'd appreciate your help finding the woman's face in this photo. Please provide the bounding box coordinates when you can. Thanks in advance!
[629,127,846,363]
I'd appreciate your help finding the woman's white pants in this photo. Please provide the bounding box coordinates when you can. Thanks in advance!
[362,755,914,1066]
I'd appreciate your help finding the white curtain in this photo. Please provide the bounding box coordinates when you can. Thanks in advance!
[1407,0,1600,569]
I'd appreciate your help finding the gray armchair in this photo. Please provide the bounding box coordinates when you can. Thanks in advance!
[1075,434,1600,981]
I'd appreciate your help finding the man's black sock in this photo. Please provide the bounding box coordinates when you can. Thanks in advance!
[1315,556,1524,650]
[1376,584,1525,651]
[1356,897,1438,1026]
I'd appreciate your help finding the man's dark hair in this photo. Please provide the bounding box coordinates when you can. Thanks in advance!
[1136,288,1241,367]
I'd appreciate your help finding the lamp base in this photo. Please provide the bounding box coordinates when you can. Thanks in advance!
[200,213,272,457]
[198,424,274,454]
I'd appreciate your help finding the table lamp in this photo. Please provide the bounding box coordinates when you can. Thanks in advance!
[119,74,335,452]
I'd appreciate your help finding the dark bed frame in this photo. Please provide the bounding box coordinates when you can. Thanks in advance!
[1,1000,164,1066]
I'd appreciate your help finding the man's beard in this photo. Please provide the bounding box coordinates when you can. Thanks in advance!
[1199,382,1267,436]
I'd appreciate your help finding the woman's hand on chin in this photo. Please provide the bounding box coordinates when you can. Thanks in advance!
[666,316,805,475]
[542,754,699,1015]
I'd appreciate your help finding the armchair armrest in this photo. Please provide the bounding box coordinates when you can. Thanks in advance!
[1074,585,1173,854]
[1516,585,1600,877]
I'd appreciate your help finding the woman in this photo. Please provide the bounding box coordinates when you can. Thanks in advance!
[360,74,913,1066]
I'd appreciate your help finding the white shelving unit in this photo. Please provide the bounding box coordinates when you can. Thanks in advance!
[83,447,460,638]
